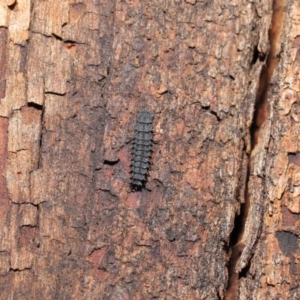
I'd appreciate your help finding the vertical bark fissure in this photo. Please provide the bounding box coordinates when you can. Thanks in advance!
[34,102,44,169]
[26,101,44,170]
[225,0,284,298]
[0,28,8,99]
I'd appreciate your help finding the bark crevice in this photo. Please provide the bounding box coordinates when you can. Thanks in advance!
[225,0,285,298]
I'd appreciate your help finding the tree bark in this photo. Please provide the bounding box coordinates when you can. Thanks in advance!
[238,0,300,299]
[0,0,296,299]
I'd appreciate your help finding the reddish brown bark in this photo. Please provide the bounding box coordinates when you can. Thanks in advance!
[1,0,299,299]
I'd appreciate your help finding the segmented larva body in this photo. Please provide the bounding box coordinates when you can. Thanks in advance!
[131,110,153,190]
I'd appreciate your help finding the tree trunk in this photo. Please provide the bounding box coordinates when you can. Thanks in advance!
[0,0,297,299]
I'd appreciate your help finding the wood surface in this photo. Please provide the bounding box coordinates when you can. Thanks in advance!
[0,0,299,299]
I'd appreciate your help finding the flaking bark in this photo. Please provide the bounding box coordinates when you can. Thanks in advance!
[1,0,297,299]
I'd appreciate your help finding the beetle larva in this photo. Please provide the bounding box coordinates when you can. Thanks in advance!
[131,110,153,190]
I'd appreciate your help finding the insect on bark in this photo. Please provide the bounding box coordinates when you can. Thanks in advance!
[131,110,153,190]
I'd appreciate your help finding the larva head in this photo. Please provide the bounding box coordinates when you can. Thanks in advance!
[136,110,153,124]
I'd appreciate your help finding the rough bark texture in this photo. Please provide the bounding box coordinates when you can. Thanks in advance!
[239,0,300,299]
[0,0,293,299]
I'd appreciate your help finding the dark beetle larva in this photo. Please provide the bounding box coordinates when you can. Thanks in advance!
[131,110,153,190]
